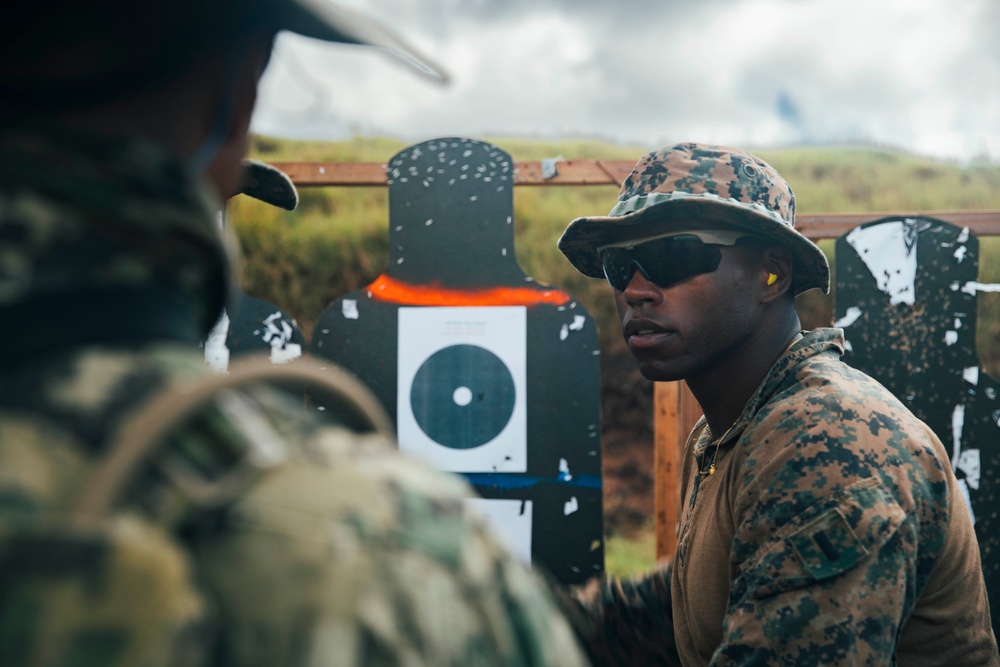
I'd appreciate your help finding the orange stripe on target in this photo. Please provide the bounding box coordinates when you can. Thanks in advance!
[366,275,571,306]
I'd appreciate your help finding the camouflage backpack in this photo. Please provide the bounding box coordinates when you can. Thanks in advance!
[0,358,393,666]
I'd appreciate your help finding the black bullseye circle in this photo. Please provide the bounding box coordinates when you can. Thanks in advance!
[410,344,516,449]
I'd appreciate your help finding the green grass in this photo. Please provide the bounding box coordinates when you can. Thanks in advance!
[605,527,658,577]
[757,146,1000,212]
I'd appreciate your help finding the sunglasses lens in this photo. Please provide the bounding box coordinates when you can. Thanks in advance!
[600,248,637,291]
[600,236,723,290]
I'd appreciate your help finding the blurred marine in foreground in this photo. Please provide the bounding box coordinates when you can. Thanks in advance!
[0,1,589,665]
[558,143,999,666]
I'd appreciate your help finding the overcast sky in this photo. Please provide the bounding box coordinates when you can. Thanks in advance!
[252,0,1000,162]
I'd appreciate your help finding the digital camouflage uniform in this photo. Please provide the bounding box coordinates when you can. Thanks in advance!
[0,126,590,667]
[570,329,999,666]
[558,143,999,666]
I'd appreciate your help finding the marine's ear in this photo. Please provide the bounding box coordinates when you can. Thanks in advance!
[761,245,793,303]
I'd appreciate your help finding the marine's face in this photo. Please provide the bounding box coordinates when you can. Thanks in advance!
[611,223,764,382]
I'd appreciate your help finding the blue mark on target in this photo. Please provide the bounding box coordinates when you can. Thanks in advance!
[461,473,602,490]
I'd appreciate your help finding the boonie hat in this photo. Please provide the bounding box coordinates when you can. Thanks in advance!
[270,0,447,81]
[558,142,830,295]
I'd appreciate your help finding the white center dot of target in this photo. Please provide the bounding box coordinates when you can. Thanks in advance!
[453,386,473,406]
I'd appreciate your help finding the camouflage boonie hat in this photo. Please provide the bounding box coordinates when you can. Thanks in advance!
[238,161,298,210]
[558,142,830,295]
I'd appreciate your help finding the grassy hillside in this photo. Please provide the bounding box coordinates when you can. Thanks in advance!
[232,135,1000,373]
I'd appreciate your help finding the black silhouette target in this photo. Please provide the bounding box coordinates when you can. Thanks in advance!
[409,344,516,449]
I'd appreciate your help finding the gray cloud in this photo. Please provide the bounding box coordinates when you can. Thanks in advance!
[252,0,1000,161]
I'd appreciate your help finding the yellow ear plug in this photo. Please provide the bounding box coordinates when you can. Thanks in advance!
[767,273,778,286]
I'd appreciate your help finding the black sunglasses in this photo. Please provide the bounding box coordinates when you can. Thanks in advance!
[598,230,750,291]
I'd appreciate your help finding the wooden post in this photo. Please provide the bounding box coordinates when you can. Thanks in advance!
[654,381,703,563]
[653,381,680,563]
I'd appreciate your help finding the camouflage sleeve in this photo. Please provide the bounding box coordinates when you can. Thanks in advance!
[169,387,591,667]
[716,419,930,665]
[555,568,681,667]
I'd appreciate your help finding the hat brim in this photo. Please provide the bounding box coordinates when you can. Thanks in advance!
[558,198,830,295]
[237,160,299,210]
[280,0,449,83]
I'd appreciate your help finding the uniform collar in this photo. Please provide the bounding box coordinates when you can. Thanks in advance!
[692,328,846,457]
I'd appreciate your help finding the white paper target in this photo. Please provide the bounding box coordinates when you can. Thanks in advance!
[466,498,533,564]
[397,306,527,472]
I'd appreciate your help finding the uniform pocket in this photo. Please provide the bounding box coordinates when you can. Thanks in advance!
[735,476,906,600]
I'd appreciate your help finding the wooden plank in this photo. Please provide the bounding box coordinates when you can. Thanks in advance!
[269,161,1000,237]
[653,380,705,563]
[797,210,1000,239]
[654,381,681,563]
[272,161,388,186]
[512,159,623,185]
[270,159,630,187]
[597,160,635,187]
[654,380,704,564]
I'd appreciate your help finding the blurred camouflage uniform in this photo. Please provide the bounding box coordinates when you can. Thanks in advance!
[0,120,589,667]
[0,0,589,663]
[558,143,999,666]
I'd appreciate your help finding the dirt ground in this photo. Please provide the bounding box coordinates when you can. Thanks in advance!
[599,345,657,537]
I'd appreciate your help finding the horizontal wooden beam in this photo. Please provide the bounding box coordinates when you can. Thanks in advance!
[272,161,388,186]
[796,211,1000,240]
[268,160,1000,238]
[270,159,634,186]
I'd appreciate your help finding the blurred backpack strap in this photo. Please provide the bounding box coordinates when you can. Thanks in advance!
[72,358,393,523]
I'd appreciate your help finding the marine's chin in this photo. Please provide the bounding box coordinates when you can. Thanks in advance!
[634,358,688,384]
